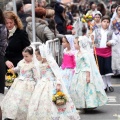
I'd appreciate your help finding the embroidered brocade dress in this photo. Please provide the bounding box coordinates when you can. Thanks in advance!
[27,62,80,120]
[70,53,108,109]
[61,49,76,91]
[1,60,38,120]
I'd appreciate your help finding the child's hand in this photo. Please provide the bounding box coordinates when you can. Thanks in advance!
[106,42,111,47]
[86,77,90,83]
[91,35,94,42]
[86,71,90,83]
[56,84,61,92]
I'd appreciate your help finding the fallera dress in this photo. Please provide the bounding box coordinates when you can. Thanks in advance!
[61,49,76,91]
[111,20,120,75]
[70,52,108,109]
[1,60,38,120]
[27,62,80,120]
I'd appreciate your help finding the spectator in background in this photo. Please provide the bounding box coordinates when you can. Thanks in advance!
[67,6,74,25]
[0,9,7,95]
[16,1,30,30]
[23,4,32,15]
[23,0,31,4]
[110,4,117,18]
[39,0,48,7]
[54,3,67,35]
[5,1,13,11]
[26,7,55,43]
[79,4,86,15]
[71,4,78,15]
[97,3,106,16]
[4,11,30,68]
[5,0,21,11]
[87,2,97,17]
[46,8,64,39]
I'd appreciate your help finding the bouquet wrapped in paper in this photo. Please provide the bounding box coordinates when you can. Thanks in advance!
[52,91,67,106]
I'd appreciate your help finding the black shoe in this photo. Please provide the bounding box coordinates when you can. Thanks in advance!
[4,118,13,120]
[109,86,114,92]
[104,88,107,92]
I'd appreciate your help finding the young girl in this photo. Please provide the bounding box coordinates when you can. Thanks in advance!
[61,35,76,91]
[27,44,80,120]
[1,46,38,120]
[110,5,120,33]
[91,11,102,30]
[69,36,108,110]
[110,5,120,75]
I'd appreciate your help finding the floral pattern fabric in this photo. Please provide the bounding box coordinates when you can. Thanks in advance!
[1,60,38,120]
[70,53,108,109]
[27,62,80,120]
[112,33,120,75]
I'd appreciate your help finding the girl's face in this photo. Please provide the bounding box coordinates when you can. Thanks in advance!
[5,18,15,30]
[91,4,96,11]
[22,52,33,63]
[117,7,120,17]
[74,39,80,50]
[101,19,110,29]
[62,37,70,49]
[94,14,101,23]
[111,7,116,13]
[35,51,42,61]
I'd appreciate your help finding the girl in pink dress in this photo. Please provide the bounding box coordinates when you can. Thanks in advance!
[61,35,76,91]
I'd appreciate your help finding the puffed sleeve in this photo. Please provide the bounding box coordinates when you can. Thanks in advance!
[81,54,91,72]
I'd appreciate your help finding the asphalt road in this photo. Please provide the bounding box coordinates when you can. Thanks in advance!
[0,77,120,120]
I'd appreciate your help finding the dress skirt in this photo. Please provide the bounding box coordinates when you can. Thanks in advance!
[27,78,80,120]
[1,78,36,120]
[61,68,74,91]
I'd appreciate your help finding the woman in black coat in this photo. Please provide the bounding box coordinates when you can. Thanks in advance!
[0,9,7,94]
[4,11,30,68]
[54,3,67,35]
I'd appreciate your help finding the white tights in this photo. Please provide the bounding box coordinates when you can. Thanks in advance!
[102,76,112,89]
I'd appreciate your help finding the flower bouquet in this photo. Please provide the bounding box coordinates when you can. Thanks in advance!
[52,91,67,106]
[5,69,17,87]
[81,13,93,23]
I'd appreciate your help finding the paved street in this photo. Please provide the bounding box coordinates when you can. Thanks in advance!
[0,77,120,120]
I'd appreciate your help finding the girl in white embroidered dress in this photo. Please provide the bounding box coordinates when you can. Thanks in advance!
[1,46,38,120]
